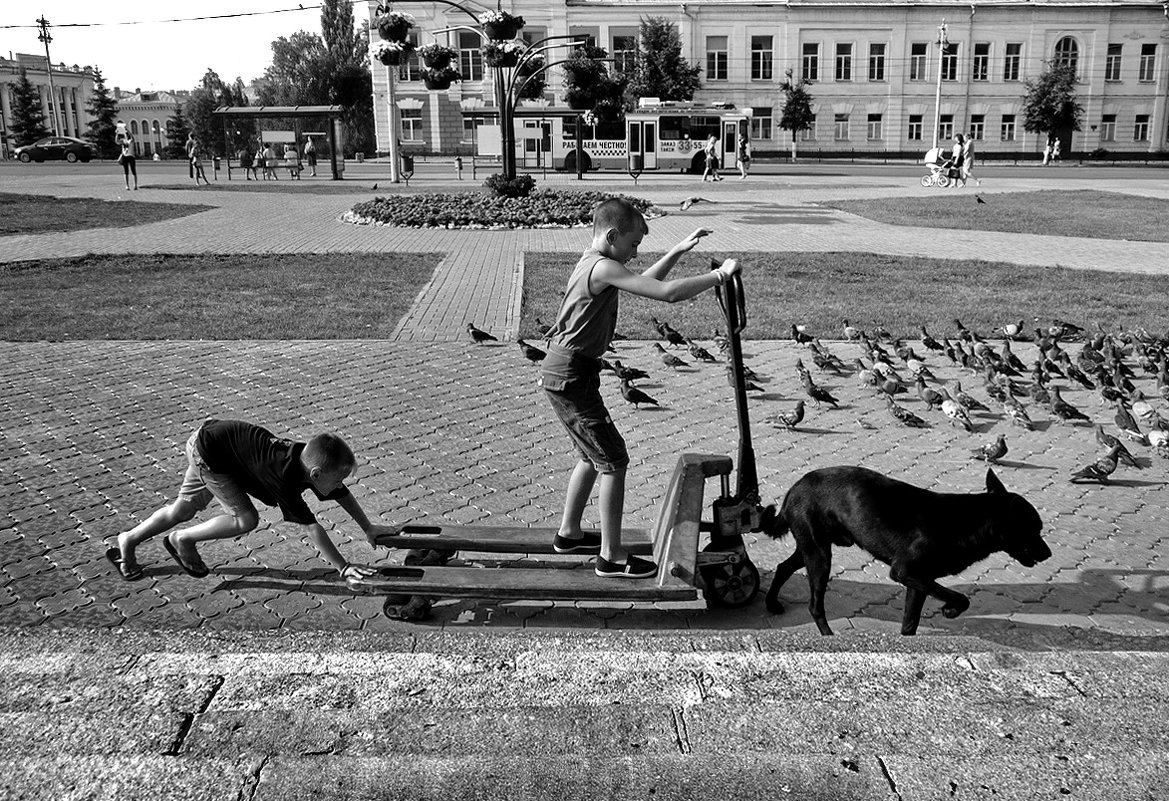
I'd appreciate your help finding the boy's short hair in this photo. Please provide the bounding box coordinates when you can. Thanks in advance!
[593,198,648,237]
[304,433,356,473]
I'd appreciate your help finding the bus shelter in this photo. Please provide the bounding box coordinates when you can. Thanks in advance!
[211,105,346,180]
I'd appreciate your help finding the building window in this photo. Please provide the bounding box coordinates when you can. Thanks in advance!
[612,31,637,74]
[908,114,923,141]
[800,116,816,141]
[460,31,483,81]
[833,43,852,82]
[400,107,424,141]
[1001,114,1016,141]
[941,42,959,81]
[909,42,928,81]
[1100,114,1116,141]
[866,113,882,140]
[399,32,421,81]
[834,113,849,140]
[1139,44,1157,82]
[1003,43,1022,81]
[802,42,819,81]
[868,43,885,81]
[750,106,773,139]
[1053,36,1078,77]
[751,36,773,80]
[972,42,989,82]
[1105,44,1123,82]
[568,28,598,49]
[939,113,954,141]
[706,36,728,80]
[1134,113,1150,141]
[969,114,985,140]
[462,116,477,143]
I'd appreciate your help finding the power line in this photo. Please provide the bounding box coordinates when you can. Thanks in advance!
[0,5,323,30]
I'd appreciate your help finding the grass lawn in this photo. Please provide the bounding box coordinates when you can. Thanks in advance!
[0,192,213,236]
[521,251,1169,341]
[0,253,439,340]
[820,190,1169,242]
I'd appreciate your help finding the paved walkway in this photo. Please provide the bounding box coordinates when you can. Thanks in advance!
[2,165,1168,645]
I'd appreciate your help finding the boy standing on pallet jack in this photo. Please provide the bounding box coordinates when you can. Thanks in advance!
[541,198,740,579]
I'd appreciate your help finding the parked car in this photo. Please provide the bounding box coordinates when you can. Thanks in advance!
[14,136,97,163]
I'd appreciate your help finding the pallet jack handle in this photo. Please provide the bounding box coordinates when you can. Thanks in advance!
[712,260,760,509]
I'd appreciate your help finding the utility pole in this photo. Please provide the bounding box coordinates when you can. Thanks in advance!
[36,16,63,137]
[931,19,948,151]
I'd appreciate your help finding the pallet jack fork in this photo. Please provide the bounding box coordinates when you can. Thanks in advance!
[369,270,765,618]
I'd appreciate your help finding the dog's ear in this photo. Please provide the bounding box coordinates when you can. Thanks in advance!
[986,468,1007,495]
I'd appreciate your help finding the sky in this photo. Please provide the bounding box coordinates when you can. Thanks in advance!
[0,1,348,93]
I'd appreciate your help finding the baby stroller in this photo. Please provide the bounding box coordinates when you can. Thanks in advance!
[920,147,951,187]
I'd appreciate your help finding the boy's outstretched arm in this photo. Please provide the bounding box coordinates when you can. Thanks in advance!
[303,521,377,585]
[641,228,713,280]
[598,257,739,304]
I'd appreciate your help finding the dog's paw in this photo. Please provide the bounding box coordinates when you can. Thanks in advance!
[942,595,971,618]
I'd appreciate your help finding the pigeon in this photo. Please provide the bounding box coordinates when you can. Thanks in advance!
[1095,425,1142,469]
[842,319,862,341]
[711,328,729,352]
[950,381,990,413]
[767,400,805,430]
[975,194,986,205]
[1049,385,1090,424]
[941,396,975,432]
[517,339,546,363]
[466,323,498,344]
[916,377,944,411]
[791,325,815,344]
[1114,402,1149,445]
[953,319,973,342]
[1069,444,1121,484]
[971,433,1008,464]
[686,339,718,363]
[619,379,658,409]
[885,395,929,428]
[1003,396,1036,431]
[534,317,553,336]
[804,382,839,409]
[679,196,715,211]
[997,320,1026,340]
[371,183,378,190]
[1000,340,1028,374]
[1028,381,1051,405]
[653,342,688,370]
[920,326,944,352]
[854,359,878,387]
[651,317,670,339]
[1150,429,1169,459]
[610,360,649,382]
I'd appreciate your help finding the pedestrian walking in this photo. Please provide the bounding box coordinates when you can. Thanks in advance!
[116,130,138,190]
[304,135,318,177]
[1052,137,1062,164]
[191,142,209,186]
[948,134,965,187]
[185,132,196,179]
[736,134,751,179]
[701,134,722,182]
[961,132,979,187]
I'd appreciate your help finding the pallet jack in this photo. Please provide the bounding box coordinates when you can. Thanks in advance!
[369,269,765,619]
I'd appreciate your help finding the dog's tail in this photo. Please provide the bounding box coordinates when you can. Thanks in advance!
[759,503,790,540]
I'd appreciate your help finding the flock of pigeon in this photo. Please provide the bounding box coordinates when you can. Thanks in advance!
[468,314,1169,485]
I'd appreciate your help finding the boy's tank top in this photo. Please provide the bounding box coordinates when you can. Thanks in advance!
[546,248,618,360]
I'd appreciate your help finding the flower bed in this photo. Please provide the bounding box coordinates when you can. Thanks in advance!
[344,190,665,230]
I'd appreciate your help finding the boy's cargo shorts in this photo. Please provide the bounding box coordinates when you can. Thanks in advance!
[541,352,629,474]
[176,425,256,519]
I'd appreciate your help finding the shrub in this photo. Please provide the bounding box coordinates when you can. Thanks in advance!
[484,173,536,198]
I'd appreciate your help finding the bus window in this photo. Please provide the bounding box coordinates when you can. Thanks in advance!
[660,115,687,140]
[595,119,624,140]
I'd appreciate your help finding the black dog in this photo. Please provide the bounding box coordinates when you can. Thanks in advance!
[761,466,1050,635]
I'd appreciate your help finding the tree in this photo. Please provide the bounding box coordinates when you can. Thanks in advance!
[624,17,701,107]
[320,0,374,156]
[258,32,330,107]
[185,68,248,157]
[8,69,51,147]
[1021,61,1083,144]
[165,104,191,160]
[83,66,119,158]
[779,68,814,160]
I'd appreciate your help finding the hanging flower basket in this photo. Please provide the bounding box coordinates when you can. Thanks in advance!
[375,11,415,42]
[565,87,594,110]
[480,10,525,41]
[417,43,458,70]
[482,40,523,69]
[371,39,414,66]
[422,66,462,91]
[516,55,547,99]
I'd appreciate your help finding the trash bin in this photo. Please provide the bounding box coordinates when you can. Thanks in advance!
[629,154,643,173]
[401,154,414,174]
[213,156,221,171]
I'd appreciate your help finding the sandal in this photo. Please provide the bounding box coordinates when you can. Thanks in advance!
[553,531,602,554]
[162,535,209,579]
[105,547,144,582]
[594,554,658,579]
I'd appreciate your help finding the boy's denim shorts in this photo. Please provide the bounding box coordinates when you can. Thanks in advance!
[541,351,629,474]
[176,427,256,519]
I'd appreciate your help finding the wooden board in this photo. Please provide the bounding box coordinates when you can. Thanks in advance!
[365,563,698,602]
[375,524,652,555]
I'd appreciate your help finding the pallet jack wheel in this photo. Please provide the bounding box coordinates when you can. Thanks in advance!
[699,555,760,608]
[403,548,455,566]
[382,594,432,621]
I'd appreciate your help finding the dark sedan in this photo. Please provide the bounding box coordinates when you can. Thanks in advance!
[14,136,97,163]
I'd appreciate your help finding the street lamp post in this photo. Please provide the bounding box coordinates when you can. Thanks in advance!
[931,19,949,151]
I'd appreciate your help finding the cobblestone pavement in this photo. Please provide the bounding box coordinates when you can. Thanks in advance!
[2,166,1168,644]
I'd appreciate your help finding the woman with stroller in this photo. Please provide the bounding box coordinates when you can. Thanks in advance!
[945,134,965,188]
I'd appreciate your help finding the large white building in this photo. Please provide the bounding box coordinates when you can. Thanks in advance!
[0,53,94,158]
[114,89,184,158]
[367,0,1169,163]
